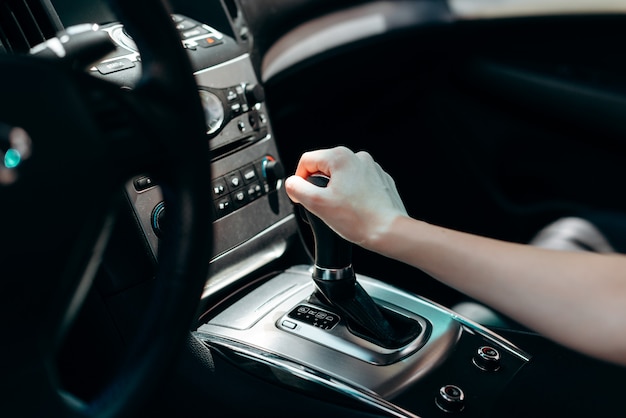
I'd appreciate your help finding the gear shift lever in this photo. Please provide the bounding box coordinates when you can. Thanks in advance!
[301,174,420,349]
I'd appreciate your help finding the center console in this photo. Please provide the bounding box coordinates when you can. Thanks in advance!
[193,176,531,417]
[195,266,530,417]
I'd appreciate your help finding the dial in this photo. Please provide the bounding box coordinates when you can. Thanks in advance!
[199,89,225,135]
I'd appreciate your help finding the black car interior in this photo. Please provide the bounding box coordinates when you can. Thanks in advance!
[2,0,626,417]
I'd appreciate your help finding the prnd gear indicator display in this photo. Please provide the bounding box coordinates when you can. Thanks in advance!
[288,305,340,330]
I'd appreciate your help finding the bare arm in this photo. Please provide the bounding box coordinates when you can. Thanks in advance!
[377,216,626,365]
[285,146,626,366]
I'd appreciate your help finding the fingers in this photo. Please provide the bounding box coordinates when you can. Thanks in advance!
[284,175,312,205]
[293,148,333,179]
[287,146,355,216]
[286,145,408,247]
[285,172,333,210]
[293,146,355,179]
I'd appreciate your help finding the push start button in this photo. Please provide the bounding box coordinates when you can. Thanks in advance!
[435,384,465,413]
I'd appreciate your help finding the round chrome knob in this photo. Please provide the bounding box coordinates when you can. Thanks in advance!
[473,345,501,371]
[435,384,465,413]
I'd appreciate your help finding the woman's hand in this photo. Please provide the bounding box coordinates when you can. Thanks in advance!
[284,146,407,250]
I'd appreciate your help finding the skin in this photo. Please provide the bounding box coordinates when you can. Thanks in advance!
[284,146,626,366]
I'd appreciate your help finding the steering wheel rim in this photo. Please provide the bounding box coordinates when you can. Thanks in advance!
[0,1,212,417]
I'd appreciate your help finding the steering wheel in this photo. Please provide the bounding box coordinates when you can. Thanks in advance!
[0,0,212,417]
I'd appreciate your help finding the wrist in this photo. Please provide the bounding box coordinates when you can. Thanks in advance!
[364,213,413,254]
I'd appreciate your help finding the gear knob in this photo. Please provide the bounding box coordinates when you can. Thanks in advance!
[299,173,421,349]
[301,174,352,271]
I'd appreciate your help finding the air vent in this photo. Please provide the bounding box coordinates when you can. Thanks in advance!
[0,0,63,53]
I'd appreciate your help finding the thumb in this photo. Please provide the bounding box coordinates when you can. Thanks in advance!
[284,175,320,207]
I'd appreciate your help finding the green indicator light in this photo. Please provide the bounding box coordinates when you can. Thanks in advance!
[4,149,21,168]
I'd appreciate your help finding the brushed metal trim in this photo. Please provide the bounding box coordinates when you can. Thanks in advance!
[198,265,463,398]
[201,215,296,299]
[197,264,532,402]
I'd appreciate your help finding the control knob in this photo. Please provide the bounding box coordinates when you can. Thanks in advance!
[244,83,265,106]
[261,156,284,192]
[435,384,465,413]
[472,345,501,371]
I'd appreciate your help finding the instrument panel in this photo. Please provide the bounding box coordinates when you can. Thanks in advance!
[90,14,297,296]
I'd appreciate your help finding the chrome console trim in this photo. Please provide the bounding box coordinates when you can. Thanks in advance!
[277,299,432,365]
[198,265,462,398]
[203,336,422,418]
[197,264,532,406]
[313,265,355,281]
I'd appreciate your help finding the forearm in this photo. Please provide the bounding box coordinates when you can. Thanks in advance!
[371,216,626,365]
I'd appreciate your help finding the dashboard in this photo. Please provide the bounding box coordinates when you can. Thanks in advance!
[56,10,300,299]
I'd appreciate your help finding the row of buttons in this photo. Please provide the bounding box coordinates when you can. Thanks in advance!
[212,157,273,219]
[134,155,280,239]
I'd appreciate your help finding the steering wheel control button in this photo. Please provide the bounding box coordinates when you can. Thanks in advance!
[287,305,340,330]
[435,385,465,413]
[473,346,502,371]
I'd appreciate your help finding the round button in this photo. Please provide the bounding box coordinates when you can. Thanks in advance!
[473,345,501,371]
[435,384,465,413]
